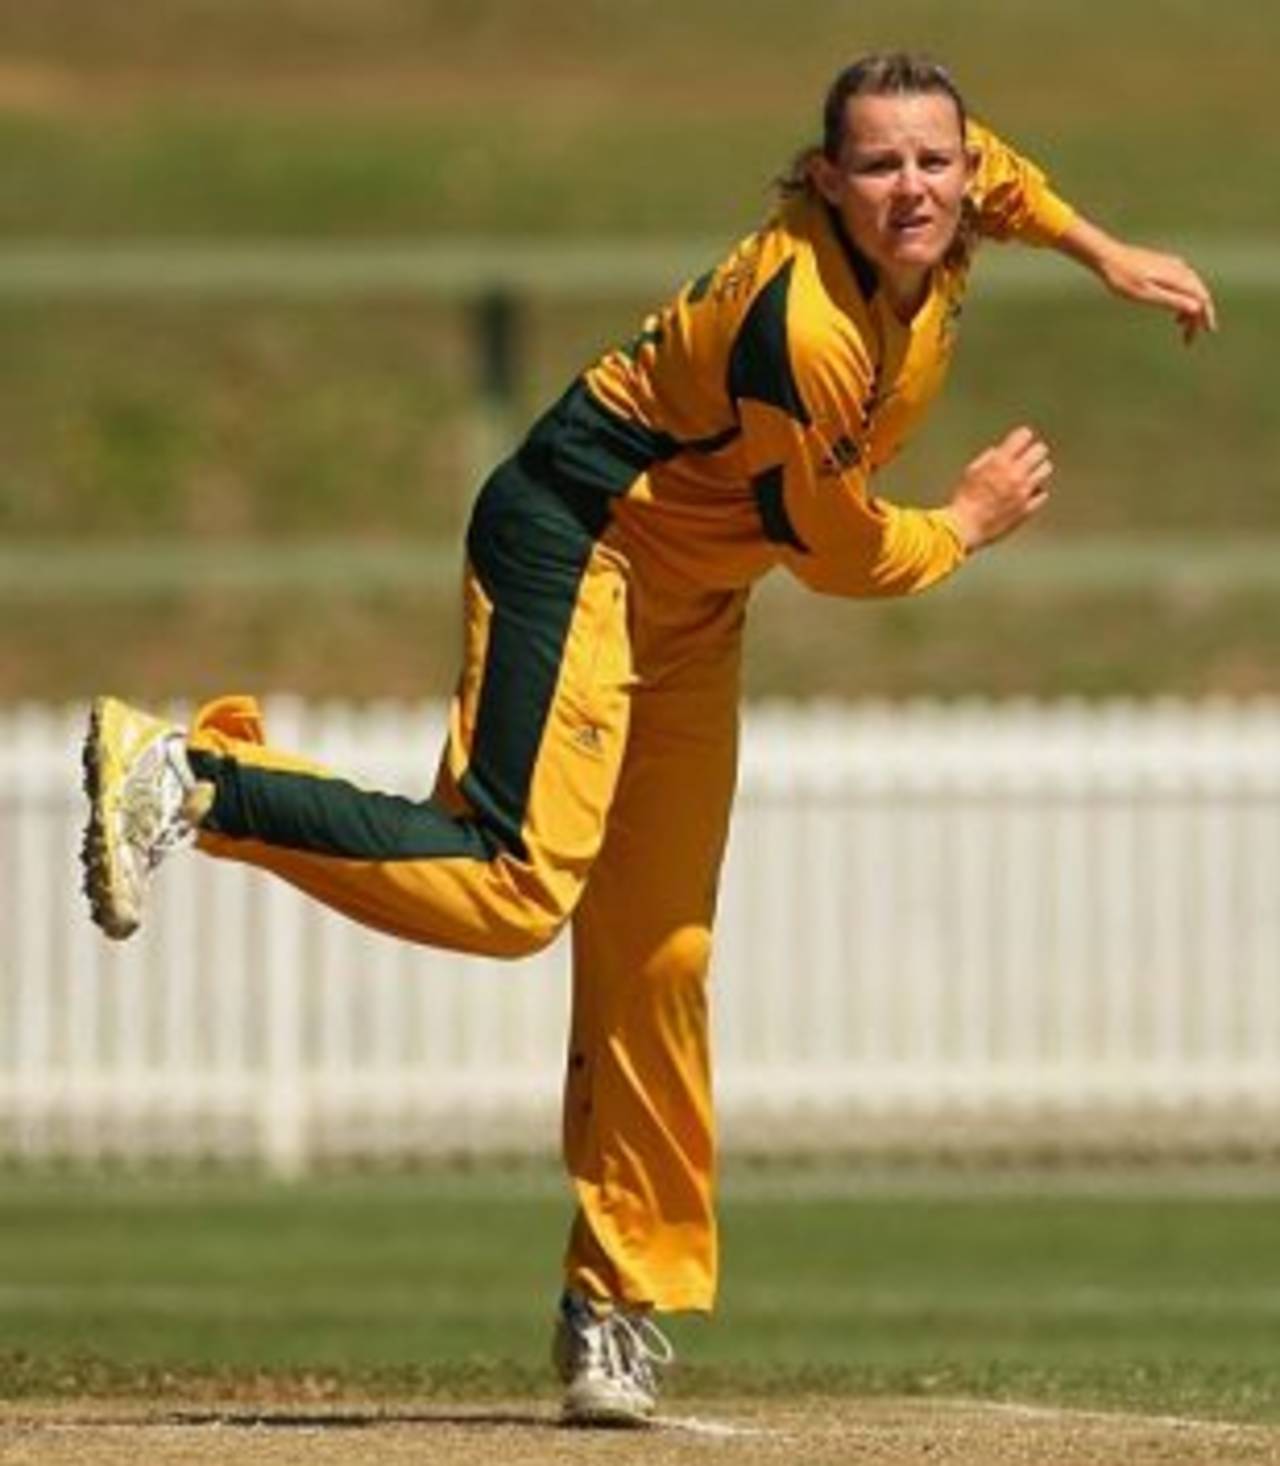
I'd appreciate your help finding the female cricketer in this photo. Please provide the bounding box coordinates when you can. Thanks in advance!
[82,54,1216,1425]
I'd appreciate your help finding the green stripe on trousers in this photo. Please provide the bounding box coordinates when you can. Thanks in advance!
[191,456,611,862]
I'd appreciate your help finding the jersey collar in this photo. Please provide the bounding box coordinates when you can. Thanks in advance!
[822,201,879,302]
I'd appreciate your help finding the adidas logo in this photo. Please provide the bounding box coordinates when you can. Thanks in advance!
[573,724,605,755]
[819,434,862,475]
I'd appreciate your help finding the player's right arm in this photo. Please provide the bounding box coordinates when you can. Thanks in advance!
[736,317,1054,597]
[943,427,1056,551]
[746,407,1054,597]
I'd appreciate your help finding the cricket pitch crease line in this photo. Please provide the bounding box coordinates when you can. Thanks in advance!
[24,1413,773,1441]
[938,1397,1256,1436]
[654,1414,773,1438]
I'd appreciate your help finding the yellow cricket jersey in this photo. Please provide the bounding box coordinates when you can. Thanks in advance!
[516,121,1076,598]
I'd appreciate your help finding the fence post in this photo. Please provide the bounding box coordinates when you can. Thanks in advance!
[10,707,57,1157]
[465,289,521,498]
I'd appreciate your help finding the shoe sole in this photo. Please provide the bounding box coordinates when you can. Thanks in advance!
[560,1405,655,1429]
[560,1382,656,1429]
[80,695,138,941]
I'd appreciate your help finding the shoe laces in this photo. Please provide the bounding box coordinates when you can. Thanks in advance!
[121,736,207,870]
[579,1304,675,1394]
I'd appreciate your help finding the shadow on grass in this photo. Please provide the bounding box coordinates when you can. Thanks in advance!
[13,1405,563,1431]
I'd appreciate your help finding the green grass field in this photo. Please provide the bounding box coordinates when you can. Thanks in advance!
[0,0,1278,700]
[3,0,1278,238]
[4,1166,1280,1422]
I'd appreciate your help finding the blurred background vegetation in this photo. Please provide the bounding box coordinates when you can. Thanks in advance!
[0,0,1276,700]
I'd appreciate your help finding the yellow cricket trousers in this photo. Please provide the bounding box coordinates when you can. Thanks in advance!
[186,451,745,1312]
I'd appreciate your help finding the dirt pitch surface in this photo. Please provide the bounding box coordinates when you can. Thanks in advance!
[3,1398,1280,1466]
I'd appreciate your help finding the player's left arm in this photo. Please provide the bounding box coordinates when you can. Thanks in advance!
[1050,215,1218,345]
[967,119,1218,346]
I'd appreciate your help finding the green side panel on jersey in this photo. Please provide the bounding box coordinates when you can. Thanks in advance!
[726,257,811,427]
[520,379,679,497]
[519,378,738,498]
[751,464,809,552]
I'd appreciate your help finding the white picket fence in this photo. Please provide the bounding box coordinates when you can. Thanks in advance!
[2,698,1280,1170]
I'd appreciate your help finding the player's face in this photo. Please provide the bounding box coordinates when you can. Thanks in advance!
[815,91,973,297]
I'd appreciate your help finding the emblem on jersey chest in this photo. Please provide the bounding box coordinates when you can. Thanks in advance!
[818,433,863,475]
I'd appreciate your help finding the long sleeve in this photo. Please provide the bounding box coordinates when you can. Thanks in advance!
[738,393,967,600]
[966,119,1076,247]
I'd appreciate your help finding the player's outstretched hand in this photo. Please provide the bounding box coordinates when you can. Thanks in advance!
[945,426,1054,553]
[1093,240,1218,344]
[1055,218,1219,345]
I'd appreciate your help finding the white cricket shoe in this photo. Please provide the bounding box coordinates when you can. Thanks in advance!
[552,1289,674,1427]
[81,696,214,940]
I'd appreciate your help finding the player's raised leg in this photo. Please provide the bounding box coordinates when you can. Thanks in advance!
[82,459,634,957]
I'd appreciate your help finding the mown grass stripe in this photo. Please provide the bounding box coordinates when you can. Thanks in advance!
[0,238,1271,298]
[5,536,1280,598]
